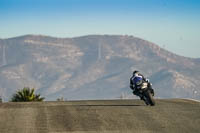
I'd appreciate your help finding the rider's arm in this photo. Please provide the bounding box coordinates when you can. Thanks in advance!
[130,78,134,90]
[139,73,149,83]
[144,78,149,83]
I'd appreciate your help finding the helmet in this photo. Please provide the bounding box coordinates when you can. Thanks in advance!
[133,70,139,75]
[133,76,143,85]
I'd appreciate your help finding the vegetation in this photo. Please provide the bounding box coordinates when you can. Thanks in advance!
[11,87,45,102]
[57,97,64,101]
[0,96,2,103]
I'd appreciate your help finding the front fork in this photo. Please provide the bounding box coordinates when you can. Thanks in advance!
[148,83,154,96]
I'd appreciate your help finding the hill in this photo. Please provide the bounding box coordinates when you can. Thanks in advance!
[0,99,200,133]
[0,35,200,101]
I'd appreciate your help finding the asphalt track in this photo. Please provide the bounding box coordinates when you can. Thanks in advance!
[0,99,200,133]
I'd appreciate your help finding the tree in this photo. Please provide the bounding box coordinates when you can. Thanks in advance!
[11,87,45,102]
[57,97,64,101]
[0,96,2,103]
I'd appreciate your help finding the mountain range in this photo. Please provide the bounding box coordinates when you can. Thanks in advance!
[0,35,200,101]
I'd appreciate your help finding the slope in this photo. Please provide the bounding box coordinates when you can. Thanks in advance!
[0,35,200,101]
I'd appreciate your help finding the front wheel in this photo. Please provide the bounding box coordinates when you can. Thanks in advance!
[145,90,155,106]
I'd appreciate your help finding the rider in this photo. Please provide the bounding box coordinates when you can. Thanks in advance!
[130,70,154,100]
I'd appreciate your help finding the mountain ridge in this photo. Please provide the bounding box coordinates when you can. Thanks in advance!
[0,34,199,101]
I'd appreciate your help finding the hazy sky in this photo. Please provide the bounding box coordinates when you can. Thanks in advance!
[0,0,200,58]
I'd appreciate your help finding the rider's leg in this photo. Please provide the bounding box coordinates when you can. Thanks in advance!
[133,90,144,100]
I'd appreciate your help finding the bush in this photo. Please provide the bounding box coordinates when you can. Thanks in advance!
[11,87,45,102]
[57,97,64,101]
[0,96,2,103]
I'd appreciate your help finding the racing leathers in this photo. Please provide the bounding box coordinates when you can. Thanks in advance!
[130,73,154,99]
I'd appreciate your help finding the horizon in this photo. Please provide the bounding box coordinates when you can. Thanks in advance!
[0,0,200,58]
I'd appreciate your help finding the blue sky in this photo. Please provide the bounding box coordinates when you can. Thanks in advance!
[0,0,200,58]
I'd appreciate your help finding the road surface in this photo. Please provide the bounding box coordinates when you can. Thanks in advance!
[0,99,200,133]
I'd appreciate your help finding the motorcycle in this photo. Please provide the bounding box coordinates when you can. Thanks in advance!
[135,82,155,106]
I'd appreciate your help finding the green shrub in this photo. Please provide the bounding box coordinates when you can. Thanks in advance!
[57,97,64,101]
[11,87,45,102]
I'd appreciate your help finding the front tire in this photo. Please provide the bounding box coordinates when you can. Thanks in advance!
[146,90,155,106]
